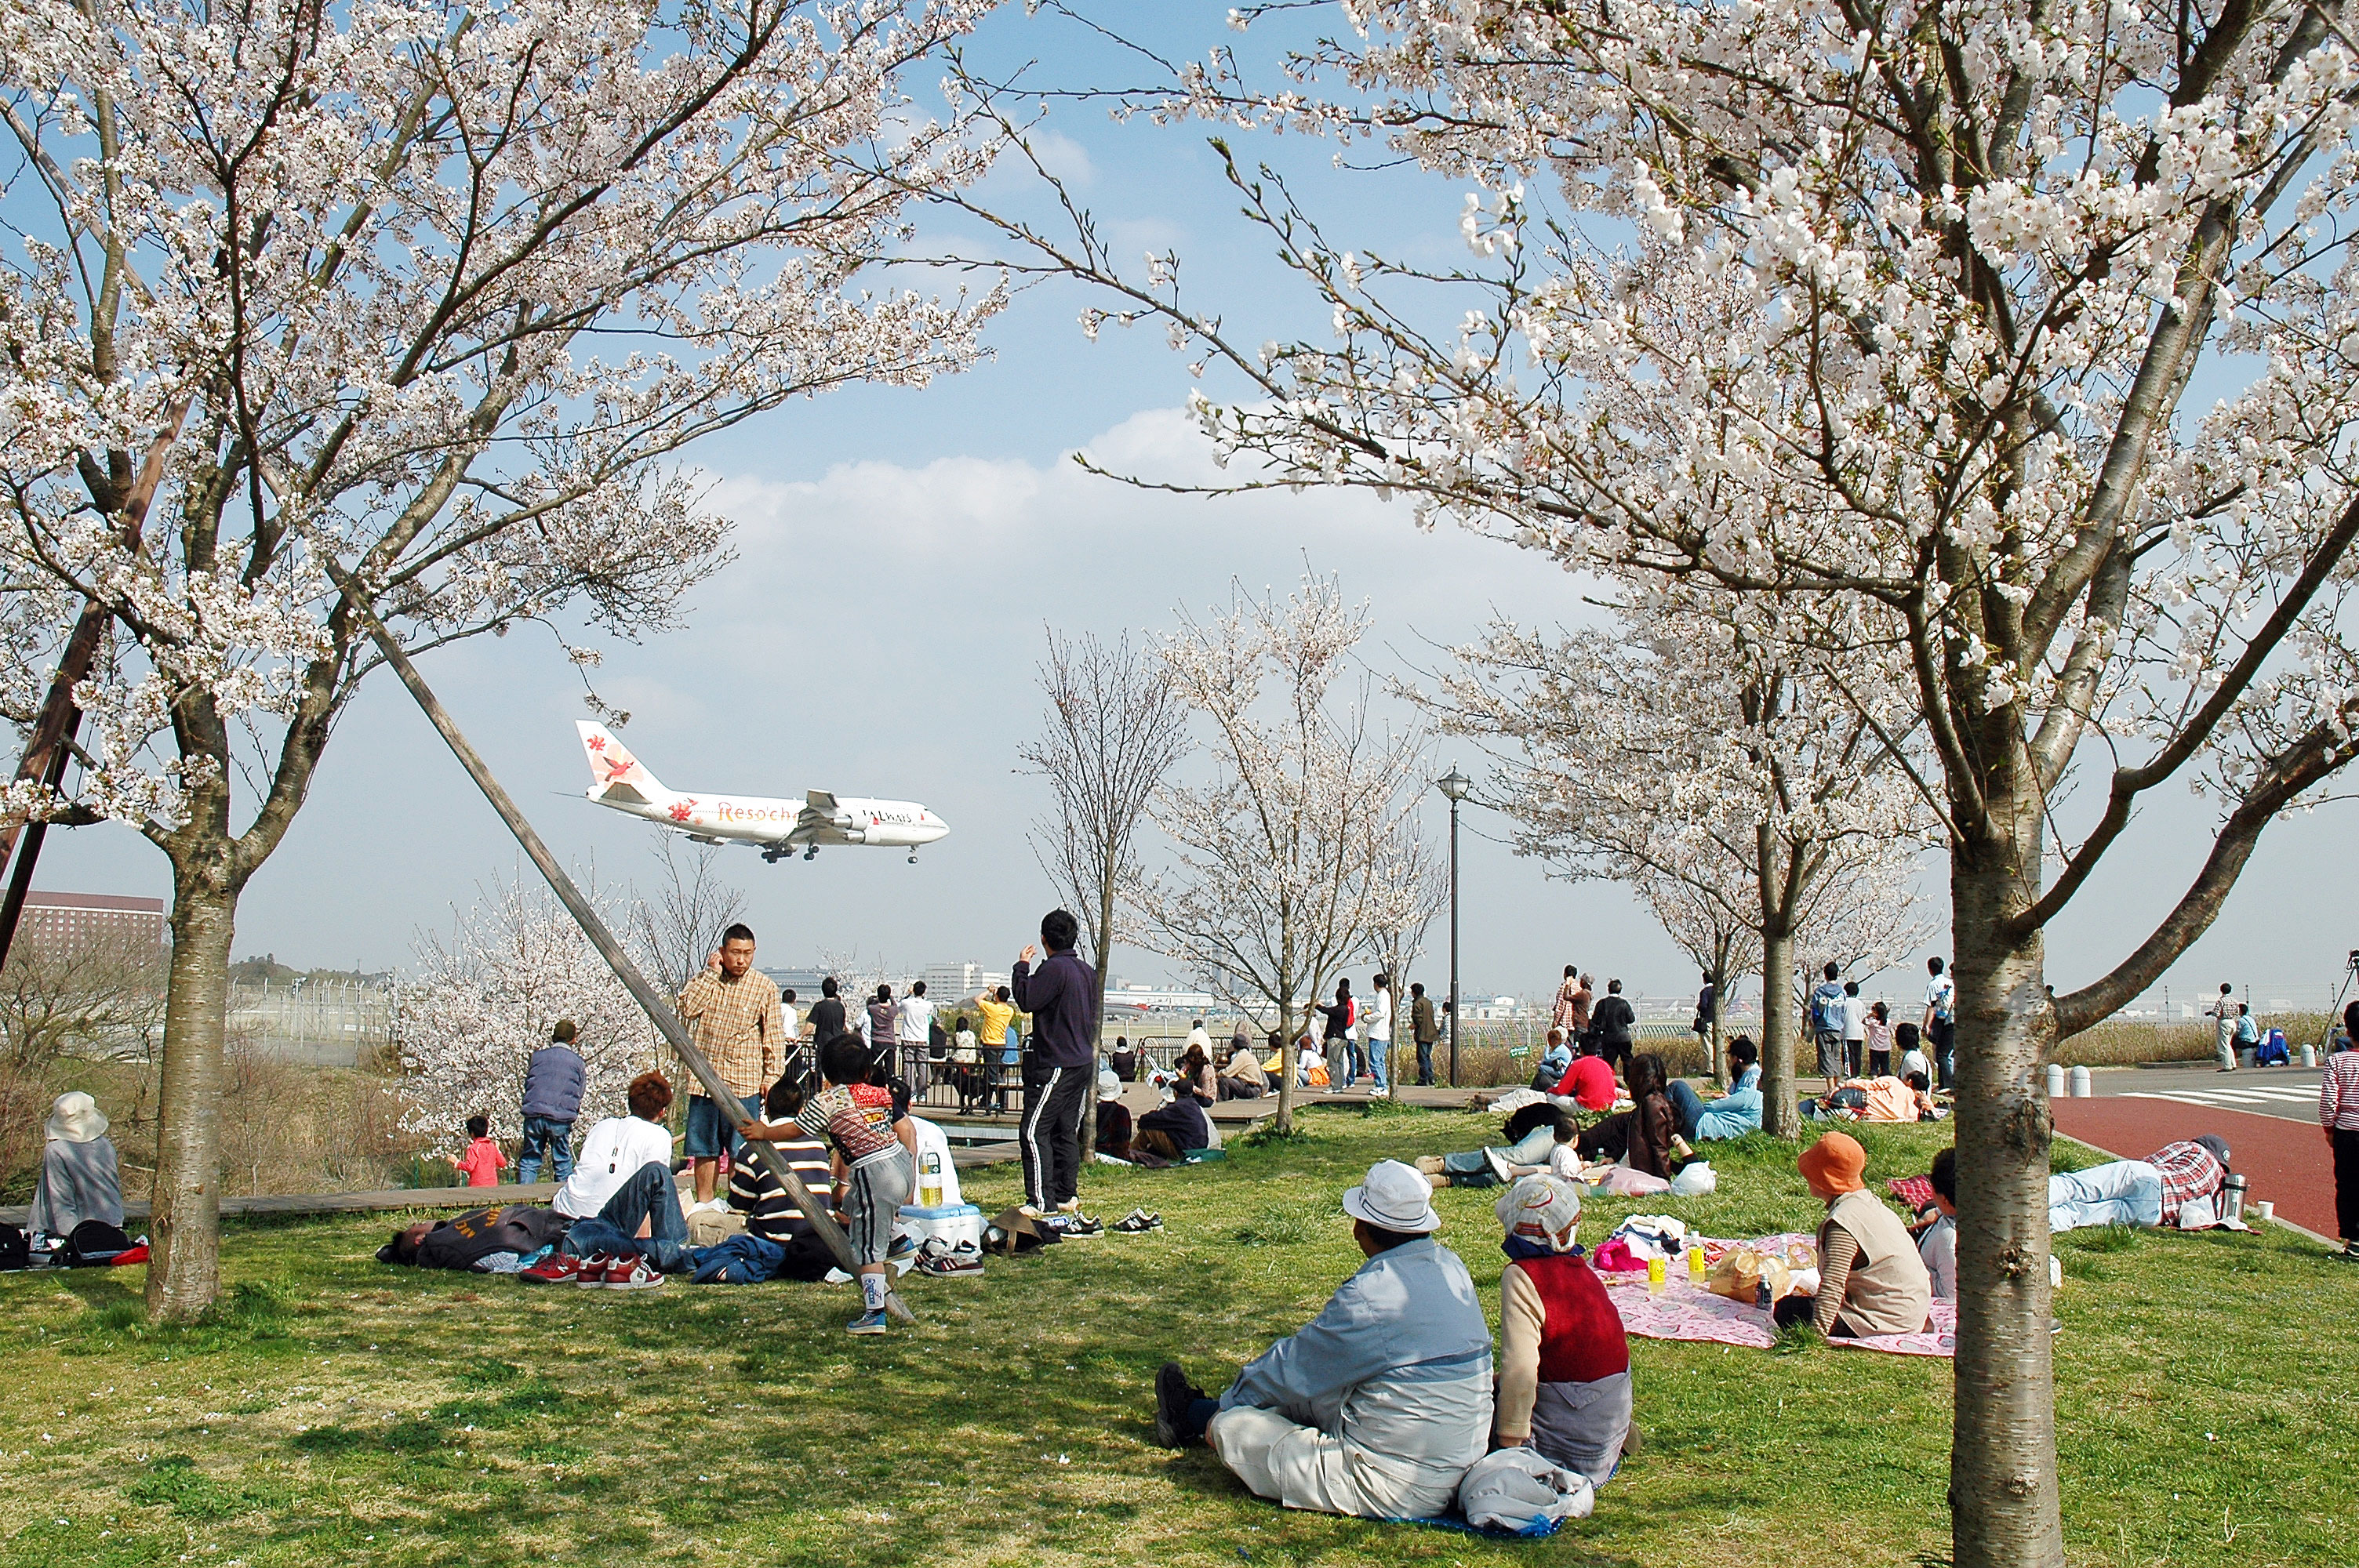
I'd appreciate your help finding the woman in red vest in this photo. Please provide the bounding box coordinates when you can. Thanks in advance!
[1491,1174,1634,1486]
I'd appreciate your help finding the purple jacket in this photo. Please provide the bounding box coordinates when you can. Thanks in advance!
[1012,948,1098,1070]
[520,1044,586,1121]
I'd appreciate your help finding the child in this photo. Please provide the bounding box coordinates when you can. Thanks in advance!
[796,1035,917,1334]
[1896,1020,1930,1085]
[456,1115,507,1188]
[1863,1000,1895,1077]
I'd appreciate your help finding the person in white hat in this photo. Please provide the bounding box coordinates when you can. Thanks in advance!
[1150,1159,1493,1520]
[29,1091,123,1240]
[1491,1174,1634,1486]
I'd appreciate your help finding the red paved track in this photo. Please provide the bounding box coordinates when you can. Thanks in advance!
[2050,1098,2341,1242]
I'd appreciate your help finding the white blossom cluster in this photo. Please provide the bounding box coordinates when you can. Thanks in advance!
[0,0,1005,840]
[391,874,656,1156]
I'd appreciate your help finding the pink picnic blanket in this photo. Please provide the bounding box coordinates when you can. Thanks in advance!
[1602,1235,1957,1358]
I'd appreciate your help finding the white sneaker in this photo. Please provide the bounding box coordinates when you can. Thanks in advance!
[687,1198,727,1216]
[1369,1086,1390,1098]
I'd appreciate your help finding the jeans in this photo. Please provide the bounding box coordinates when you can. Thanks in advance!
[1345,1038,1365,1083]
[560,1160,690,1271]
[2048,1160,2163,1232]
[516,1115,574,1185]
[1929,1019,1956,1088]
[685,1093,762,1161]
[1416,1040,1435,1085]
[1368,1039,1390,1090]
[1665,1079,1705,1142]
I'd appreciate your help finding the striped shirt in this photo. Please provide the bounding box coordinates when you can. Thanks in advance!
[2144,1140,2225,1225]
[797,1082,900,1166]
[2321,1048,2359,1132]
[676,969,785,1096]
[728,1134,832,1240]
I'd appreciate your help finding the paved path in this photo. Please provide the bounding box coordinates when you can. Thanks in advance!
[2049,1094,2341,1243]
[2079,1062,2324,1123]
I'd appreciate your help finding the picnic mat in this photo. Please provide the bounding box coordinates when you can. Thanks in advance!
[1601,1234,1957,1358]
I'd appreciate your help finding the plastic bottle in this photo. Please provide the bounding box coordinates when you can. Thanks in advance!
[918,1149,943,1209]
[1688,1244,1707,1282]
[1646,1254,1667,1293]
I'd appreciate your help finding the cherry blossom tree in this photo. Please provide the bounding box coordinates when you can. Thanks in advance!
[1020,627,1188,1170]
[1423,596,1932,1130]
[393,870,653,1158]
[948,4,2359,1553]
[0,0,1007,1317]
[1128,573,1427,1132]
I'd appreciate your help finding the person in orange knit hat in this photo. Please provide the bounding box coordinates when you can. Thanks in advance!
[1776,1132,1932,1338]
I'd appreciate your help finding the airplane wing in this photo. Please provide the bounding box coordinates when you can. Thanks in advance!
[806,789,838,813]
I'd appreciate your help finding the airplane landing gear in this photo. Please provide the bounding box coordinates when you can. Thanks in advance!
[803,846,819,861]
[907,853,918,865]
[760,845,788,863]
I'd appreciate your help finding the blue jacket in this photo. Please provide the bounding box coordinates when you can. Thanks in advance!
[1012,948,1098,1070]
[1221,1236,1492,1425]
[1696,1064,1761,1140]
[521,1044,587,1120]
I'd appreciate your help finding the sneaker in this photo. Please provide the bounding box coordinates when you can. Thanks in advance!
[1056,1200,1081,1214]
[914,1242,984,1279]
[847,1308,891,1335]
[1111,1209,1164,1236]
[519,1253,586,1285]
[1369,1086,1390,1098]
[1483,1147,1514,1185]
[686,1198,727,1216]
[602,1254,665,1290]
[1154,1362,1207,1449]
[887,1232,920,1261]
[570,1253,617,1287]
[1052,1214,1103,1240]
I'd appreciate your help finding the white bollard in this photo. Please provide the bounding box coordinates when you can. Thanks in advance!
[2303,1044,2318,1069]
[2069,1064,2092,1098]
[2045,1062,2066,1098]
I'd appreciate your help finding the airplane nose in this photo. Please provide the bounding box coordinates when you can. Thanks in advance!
[921,814,948,841]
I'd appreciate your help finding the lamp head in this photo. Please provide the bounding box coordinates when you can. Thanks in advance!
[1437,766,1472,803]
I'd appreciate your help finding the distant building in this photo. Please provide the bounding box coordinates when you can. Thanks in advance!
[761,967,827,999]
[918,961,1009,1001]
[16,891,165,955]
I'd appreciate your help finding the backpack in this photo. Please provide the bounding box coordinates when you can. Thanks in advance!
[1932,978,1955,1024]
[0,1222,27,1272]
[1810,984,1845,1033]
[63,1219,135,1266]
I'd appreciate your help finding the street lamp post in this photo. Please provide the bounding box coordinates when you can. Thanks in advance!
[1437,766,1471,1088]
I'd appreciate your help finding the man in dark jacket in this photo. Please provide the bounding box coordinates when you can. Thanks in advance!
[1589,981,1637,1077]
[1411,982,1440,1086]
[518,1019,587,1183]
[1136,1085,1212,1160]
[380,1203,572,1271]
[1012,908,1099,1233]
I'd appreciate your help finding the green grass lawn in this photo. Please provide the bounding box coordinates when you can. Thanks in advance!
[0,1105,2348,1567]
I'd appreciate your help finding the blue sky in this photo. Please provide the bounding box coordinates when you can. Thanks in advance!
[30,2,2359,1015]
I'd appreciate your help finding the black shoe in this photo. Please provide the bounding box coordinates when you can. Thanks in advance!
[2337,1243,2359,1263]
[1154,1362,1194,1449]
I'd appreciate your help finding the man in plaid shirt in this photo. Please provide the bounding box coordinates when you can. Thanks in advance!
[2143,1137,2230,1227]
[676,922,784,1207]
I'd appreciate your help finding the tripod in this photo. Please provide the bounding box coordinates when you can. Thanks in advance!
[2322,951,2359,1056]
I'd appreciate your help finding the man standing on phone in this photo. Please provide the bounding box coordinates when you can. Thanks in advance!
[1012,909,1100,1235]
[676,923,783,1210]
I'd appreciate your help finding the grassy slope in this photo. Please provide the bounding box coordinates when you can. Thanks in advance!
[0,1105,2346,1568]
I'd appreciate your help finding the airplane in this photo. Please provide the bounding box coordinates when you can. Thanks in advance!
[573,720,947,864]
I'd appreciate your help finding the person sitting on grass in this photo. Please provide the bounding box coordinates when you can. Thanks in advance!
[1530,1028,1573,1091]
[1664,1036,1763,1142]
[28,1091,123,1241]
[796,1034,917,1335]
[514,1071,685,1289]
[1574,1054,1678,1178]
[730,1080,835,1243]
[1135,1079,1212,1162]
[1491,1174,1634,1486]
[1150,1160,1494,1521]
[1547,1041,1619,1110]
[1416,1104,1579,1189]
[1918,1147,2062,1299]
[1775,1132,1932,1338]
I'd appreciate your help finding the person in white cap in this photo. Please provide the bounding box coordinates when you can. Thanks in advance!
[30,1091,123,1239]
[1492,1174,1634,1486]
[1150,1158,1492,1519]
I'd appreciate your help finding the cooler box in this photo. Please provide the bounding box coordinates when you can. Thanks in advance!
[896,1202,983,1252]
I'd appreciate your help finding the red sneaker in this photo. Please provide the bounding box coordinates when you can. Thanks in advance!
[570,1253,617,1287]
[519,1252,584,1284]
[602,1254,665,1290]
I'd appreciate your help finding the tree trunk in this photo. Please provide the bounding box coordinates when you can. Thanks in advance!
[1758,924,1799,1138]
[1274,992,1296,1135]
[1076,899,1114,1180]
[1949,816,2063,1568]
[147,860,236,1320]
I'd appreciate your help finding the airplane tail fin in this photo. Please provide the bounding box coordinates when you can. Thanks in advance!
[576,720,671,806]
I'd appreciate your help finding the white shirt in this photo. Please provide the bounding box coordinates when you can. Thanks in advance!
[1918,1213,1957,1299]
[897,995,934,1044]
[780,1002,801,1040]
[1925,974,1955,1024]
[1841,995,1868,1042]
[1187,1025,1212,1054]
[1900,1047,1932,1082]
[554,1116,674,1219]
[1365,989,1393,1042]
